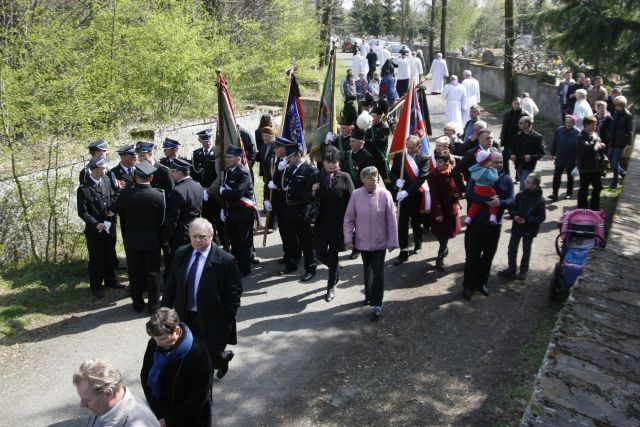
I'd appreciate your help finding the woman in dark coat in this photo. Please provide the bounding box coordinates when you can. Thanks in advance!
[254,114,273,154]
[141,308,213,427]
[608,96,633,189]
[313,146,355,302]
[549,114,580,200]
[427,152,461,271]
[576,115,606,210]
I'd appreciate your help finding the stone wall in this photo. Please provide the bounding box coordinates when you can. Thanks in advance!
[521,136,640,426]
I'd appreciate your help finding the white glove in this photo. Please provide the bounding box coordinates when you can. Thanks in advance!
[220,210,227,222]
[267,180,277,190]
[396,190,409,202]
[395,179,405,190]
[278,159,288,171]
[203,189,209,201]
[325,132,334,144]
[219,186,226,194]
[264,201,272,212]
[102,221,111,234]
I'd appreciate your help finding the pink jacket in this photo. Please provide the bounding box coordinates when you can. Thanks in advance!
[343,186,399,251]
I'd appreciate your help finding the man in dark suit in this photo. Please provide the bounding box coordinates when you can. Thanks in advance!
[255,126,278,231]
[77,158,123,298]
[192,129,225,245]
[135,141,174,199]
[79,139,108,185]
[390,135,429,265]
[273,142,319,282]
[110,144,137,238]
[219,145,256,278]
[162,218,243,379]
[162,158,204,277]
[109,160,166,313]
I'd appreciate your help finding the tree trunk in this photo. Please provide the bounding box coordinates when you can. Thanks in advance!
[504,0,515,102]
[429,0,436,64]
[440,0,447,58]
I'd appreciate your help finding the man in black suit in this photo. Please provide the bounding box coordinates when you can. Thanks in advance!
[77,158,123,298]
[162,218,243,379]
[135,141,174,199]
[255,126,278,231]
[390,135,429,265]
[109,160,166,313]
[110,144,137,238]
[273,142,319,282]
[79,139,108,185]
[162,158,204,278]
[219,145,256,278]
[159,137,182,168]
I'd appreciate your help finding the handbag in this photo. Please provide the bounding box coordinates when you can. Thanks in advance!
[302,201,319,225]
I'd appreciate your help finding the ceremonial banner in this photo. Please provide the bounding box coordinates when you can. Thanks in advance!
[388,80,414,155]
[410,89,430,156]
[216,70,245,165]
[282,70,305,152]
[310,48,337,154]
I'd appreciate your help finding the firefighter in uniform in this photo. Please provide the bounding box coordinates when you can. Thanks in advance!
[79,139,108,185]
[110,144,136,238]
[76,158,123,298]
[364,105,392,191]
[109,160,165,313]
[273,142,318,282]
[219,145,256,277]
[159,137,183,168]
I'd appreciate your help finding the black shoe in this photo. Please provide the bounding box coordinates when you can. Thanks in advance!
[279,265,297,275]
[435,256,445,272]
[92,289,105,299]
[349,250,360,260]
[300,271,316,282]
[393,251,409,266]
[363,298,372,306]
[548,194,558,201]
[325,288,335,302]
[413,244,422,255]
[132,300,145,312]
[251,256,260,265]
[462,288,473,300]
[147,304,160,315]
[479,284,489,296]
[277,257,287,264]
[106,282,125,289]
[516,272,527,281]
[216,352,234,379]
[497,269,516,280]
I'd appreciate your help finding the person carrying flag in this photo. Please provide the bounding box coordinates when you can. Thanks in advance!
[390,135,430,265]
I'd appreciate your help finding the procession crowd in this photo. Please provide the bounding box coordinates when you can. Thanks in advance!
[71,39,634,425]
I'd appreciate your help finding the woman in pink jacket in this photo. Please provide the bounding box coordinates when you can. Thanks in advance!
[343,166,399,320]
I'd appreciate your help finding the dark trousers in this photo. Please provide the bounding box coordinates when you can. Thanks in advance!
[552,165,574,196]
[281,218,317,272]
[396,79,409,97]
[125,248,161,309]
[463,222,501,291]
[502,147,512,176]
[507,229,534,274]
[315,236,341,288]
[437,235,449,255]
[185,311,227,370]
[85,231,117,292]
[578,171,602,210]
[361,250,386,306]
[202,198,226,246]
[608,146,626,187]
[228,220,254,274]
[398,200,423,250]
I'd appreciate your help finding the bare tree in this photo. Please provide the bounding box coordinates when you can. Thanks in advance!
[504,0,515,102]
[440,0,447,57]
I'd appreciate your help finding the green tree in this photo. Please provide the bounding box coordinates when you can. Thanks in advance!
[537,0,640,98]
[397,0,412,43]
[382,0,396,35]
[368,0,385,36]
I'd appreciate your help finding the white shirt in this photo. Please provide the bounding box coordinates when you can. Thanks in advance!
[393,56,413,80]
[186,243,212,311]
[412,57,424,83]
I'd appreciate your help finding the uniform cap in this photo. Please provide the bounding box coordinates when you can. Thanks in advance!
[284,143,301,157]
[169,158,191,172]
[225,145,244,157]
[134,160,157,178]
[135,141,154,153]
[162,138,180,149]
[87,139,107,151]
[274,136,293,147]
[116,144,136,156]
[88,158,108,169]
[196,129,214,141]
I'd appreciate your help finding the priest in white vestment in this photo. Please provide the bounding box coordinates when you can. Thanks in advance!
[412,52,424,84]
[461,70,481,123]
[442,75,467,132]
[429,53,449,94]
[353,51,369,81]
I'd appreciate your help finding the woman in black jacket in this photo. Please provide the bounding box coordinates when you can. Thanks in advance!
[141,308,213,427]
[498,173,546,280]
[313,146,355,302]
[576,115,606,210]
[608,96,633,189]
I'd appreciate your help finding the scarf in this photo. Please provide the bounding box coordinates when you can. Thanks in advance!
[147,323,193,399]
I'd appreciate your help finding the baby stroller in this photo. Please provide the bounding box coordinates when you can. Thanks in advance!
[549,209,606,301]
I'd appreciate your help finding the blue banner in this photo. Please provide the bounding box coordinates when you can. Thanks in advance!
[282,74,305,152]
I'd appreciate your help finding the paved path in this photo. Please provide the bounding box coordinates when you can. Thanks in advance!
[1,67,578,426]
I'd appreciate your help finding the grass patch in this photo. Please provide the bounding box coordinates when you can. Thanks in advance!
[479,93,509,116]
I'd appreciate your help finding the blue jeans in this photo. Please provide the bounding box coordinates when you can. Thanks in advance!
[607,146,625,187]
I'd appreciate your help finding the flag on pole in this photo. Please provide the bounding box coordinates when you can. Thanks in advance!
[282,69,305,152]
[216,70,245,164]
[388,81,414,155]
[410,89,430,156]
[311,48,337,154]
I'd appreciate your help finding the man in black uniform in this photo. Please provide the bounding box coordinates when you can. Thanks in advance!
[390,135,430,265]
[159,137,182,168]
[77,158,123,298]
[264,137,290,263]
[274,142,319,282]
[344,128,372,189]
[109,161,165,313]
[110,144,137,239]
[79,139,108,185]
[162,158,203,275]
[255,126,278,231]
[219,145,256,278]
[365,106,392,190]
[135,141,174,198]
[192,129,225,244]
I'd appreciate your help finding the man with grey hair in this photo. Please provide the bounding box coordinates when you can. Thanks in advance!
[462,149,515,299]
[452,128,499,194]
[462,70,480,123]
[73,359,159,426]
[162,217,243,379]
[572,89,593,131]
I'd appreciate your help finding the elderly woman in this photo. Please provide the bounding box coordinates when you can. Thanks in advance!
[255,114,273,153]
[549,115,580,201]
[443,122,464,157]
[141,308,213,427]
[312,146,355,302]
[460,120,488,154]
[343,166,398,319]
[427,152,461,271]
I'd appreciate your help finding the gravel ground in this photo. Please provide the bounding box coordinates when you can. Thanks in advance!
[0,60,573,426]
